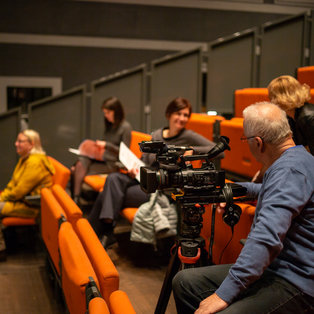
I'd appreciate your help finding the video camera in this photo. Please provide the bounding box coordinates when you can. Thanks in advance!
[139,136,247,228]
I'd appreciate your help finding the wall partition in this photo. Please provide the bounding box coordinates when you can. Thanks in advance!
[90,64,147,138]
[149,48,203,132]
[206,28,257,117]
[0,108,20,189]
[258,12,309,87]
[28,85,87,168]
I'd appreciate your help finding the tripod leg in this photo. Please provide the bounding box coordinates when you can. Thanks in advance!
[155,245,181,314]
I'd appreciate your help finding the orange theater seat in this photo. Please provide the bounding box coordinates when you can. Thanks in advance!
[41,187,67,277]
[234,88,269,118]
[48,156,71,189]
[73,218,119,304]
[1,217,37,226]
[52,184,83,224]
[220,118,262,179]
[109,290,136,314]
[310,89,314,103]
[120,207,138,224]
[88,297,110,314]
[186,113,225,141]
[84,130,152,192]
[59,221,100,314]
[200,202,255,265]
[297,65,314,88]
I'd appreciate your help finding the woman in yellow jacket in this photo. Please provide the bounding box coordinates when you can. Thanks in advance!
[0,129,55,260]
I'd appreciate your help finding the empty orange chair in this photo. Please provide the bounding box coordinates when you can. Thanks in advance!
[41,187,67,277]
[59,221,100,314]
[84,130,152,192]
[297,65,314,88]
[186,113,224,141]
[48,156,71,189]
[200,202,255,265]
[109,290,136,314]
[220,118,262,179]
[234,88,269,118]
[73,218,119,304]
[52,184,83,224]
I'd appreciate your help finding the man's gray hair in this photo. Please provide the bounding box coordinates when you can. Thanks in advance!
[243,102,292,145]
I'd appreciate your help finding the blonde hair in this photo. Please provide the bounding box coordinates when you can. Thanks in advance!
[21,129,46,154]
[243,102,292,145]
[268,75,311,111]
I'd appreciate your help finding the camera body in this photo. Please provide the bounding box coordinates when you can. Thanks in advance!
[139,137,247,228]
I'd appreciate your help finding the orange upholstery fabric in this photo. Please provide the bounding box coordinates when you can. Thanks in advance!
[109,290,136,314]
[84,130,152,192]
[41,187,67,275]
[220,118,262,178]
[234,88,269,118]
[297,66,314,88]
[1,217,36,226]
[120,207,138,224]
[48,156,71,189]
[52,184,83,224]
[88,297,110,314]
[58,221,100,314]
[200,202,255,265]
[186,113,225,141]
[84,174,108,192]
[73,218,119,304]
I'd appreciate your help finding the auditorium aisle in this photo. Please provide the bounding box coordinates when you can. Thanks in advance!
[0,223,177,313]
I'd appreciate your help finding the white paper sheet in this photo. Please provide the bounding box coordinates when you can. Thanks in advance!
[119,142,145,182]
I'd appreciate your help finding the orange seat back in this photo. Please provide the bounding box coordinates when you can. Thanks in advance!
[52,184,83,224]
[186,113,225,141]
[1,216,36,226]
[297,66,314,88]
[59,221,100,314]
[220,118,262,178]
[41,188,67,275]
[234,88,269,118]
[73,218,119,303]
[109,290,136,314]
[200,202,255,264]
[88,297,110,314]
[48,156,71,189]
[129,130,152,159]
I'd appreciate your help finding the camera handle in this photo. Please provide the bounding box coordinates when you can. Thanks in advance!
[154,203,209,314]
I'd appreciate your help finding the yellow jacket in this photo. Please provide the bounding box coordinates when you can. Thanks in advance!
[0,154,55,218]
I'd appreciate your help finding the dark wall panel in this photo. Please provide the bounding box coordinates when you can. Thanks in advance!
[150,49,202,132]
[28,86,86,168]
[206,30,256,116]
[90,65,147,139]
[259,15,305,86]
[0,109,20,189]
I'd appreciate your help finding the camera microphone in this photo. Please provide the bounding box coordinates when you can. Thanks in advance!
[207,136,230,160]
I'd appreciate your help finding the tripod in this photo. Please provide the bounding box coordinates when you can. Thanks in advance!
[155,201,211,314]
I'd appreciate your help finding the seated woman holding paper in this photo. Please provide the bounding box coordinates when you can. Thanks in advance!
[71,97,132,204]
[88,97,223,249]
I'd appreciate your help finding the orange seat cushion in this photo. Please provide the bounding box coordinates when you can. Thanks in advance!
[120,208,138,224]
[84,174,107,192]
[1,216,36,226]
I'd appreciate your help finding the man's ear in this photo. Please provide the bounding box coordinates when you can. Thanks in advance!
[256,137,264,152]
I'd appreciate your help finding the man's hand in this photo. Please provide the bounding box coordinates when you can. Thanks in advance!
[195,293,228,314]
[128,167,138,179]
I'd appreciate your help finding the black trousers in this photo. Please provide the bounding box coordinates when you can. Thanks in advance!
[88,172,149,237]
[172,264,314,314]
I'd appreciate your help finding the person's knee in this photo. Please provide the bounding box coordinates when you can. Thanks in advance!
[173,269,193,295]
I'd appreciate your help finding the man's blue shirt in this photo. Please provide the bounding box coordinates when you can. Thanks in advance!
[216,146,314,303]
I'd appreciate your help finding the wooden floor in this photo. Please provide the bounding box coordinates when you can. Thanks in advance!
[0,223,177,314]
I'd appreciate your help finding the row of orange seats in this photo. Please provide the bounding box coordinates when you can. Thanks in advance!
[41,183,136,314]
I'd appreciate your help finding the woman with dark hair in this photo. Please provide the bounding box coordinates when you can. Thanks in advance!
[72,97,132,204]
[88,97,223,248]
